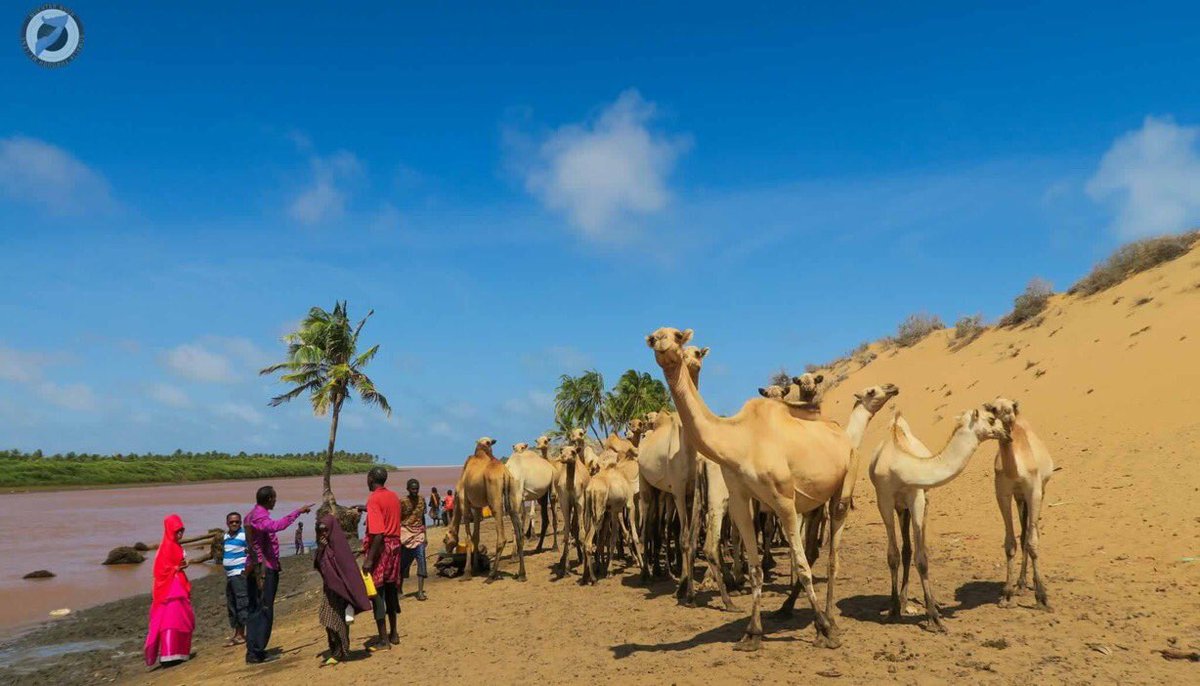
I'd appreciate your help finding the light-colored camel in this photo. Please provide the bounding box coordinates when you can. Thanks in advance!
[602,417,647,458]
[553,444,590,576]
[984,397,1054,610]
[581,450,645,584]
[868,407,1009,630]
[506,435,559,552]
[444,437,527,582]
[648,327,851,650]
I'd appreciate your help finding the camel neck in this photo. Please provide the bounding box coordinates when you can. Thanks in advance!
[844,402,872,449]
[894,425,982,489]
[660,357,741,468]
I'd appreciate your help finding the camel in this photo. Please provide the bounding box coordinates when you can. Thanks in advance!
[506,436,559,552]
[553,444,591,577]
[581,450,645,584]
[867,407,1009,630]
[603,417,647,457]
[648,327,853,650]
[444,437,527,582]
[984,397,1054,611]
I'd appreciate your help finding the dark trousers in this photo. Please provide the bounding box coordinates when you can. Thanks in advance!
[371,583,399,622]
[245,568,279,661]
[225,574,250,630]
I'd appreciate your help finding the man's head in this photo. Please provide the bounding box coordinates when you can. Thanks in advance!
[226,511,242,535]
[447,489,453,496]
[367,466,388,491]
[256,485,277,510]
[297,521,303,530]
[407,478,420,497]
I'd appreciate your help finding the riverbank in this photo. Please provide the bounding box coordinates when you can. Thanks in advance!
[0,458,392,491]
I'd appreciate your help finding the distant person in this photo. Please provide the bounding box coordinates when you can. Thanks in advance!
[428,487,441,527]
[313,515,371,666]
[400,478,429,601]
[294,521,304,555]
[361,466,402,649]
[222,512,250,647]
[442,489,455,526]
[144,514,195,667]
[244,486,313,665]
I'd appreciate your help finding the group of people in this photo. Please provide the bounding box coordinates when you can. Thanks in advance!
[427,486,455,526]
[143,468,437,670]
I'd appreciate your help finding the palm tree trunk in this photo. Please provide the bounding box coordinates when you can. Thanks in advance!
[324,394,344,505]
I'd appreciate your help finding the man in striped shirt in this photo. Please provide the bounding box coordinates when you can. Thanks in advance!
[222,511,250,646]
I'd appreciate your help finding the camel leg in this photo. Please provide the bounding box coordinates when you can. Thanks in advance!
[535,493,549,552]
[638,477,655,582]
[621,503,644,569]
[550,491,559,551]
[1026,485,1051,610]
[670,488,692,602]
[556,495,572,578]
[1016,498,1030,590]
[996,481,1019,607]
[467,511,480,580]
[508,483,527,581]
[485,483,507,582]
[877,495,903,622]
[898,508,917,615]
[726,486,764,652]
[682,468,703,606]
[823,497,849,632]
[772,497,839,648]
[910,491,945,632]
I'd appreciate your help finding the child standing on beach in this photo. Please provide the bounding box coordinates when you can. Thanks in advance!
[294,521,304,555]
[400,478,428,601]
[222,512,250,647]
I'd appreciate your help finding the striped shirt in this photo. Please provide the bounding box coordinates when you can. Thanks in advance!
[223,528,247,577]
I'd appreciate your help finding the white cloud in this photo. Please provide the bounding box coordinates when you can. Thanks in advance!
[0,345,98,412]
[501,390,554,417]
[0,136,115,216]
[214,402,265,425]
[288,147,364,225]
[0,345,49,383]
[429,421,455,438]
[1087,116,1200,238]
[509,90,690,241]
[148,383,191,408]
[164,343,235,383]
[36,381,98,412]
[521,345,592,375]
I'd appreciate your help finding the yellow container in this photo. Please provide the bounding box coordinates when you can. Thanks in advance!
[361,569,377,597]
[482,506,492,517]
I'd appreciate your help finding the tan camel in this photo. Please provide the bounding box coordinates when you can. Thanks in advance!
[603,417,647,457]
[507,436,558,552]
[553,444,590,576]
[444,437,527,582]
[581,451,645,584]
[648,327,851,650]
[867,407,1009,630]
[984,397,1054,610]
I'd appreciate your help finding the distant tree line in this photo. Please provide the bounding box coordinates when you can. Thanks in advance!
[0,449,381,463]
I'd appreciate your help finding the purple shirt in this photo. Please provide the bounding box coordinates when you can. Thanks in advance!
[245,504,303,571]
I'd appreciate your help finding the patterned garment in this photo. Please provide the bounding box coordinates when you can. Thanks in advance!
[317,589,349,660]
[364,535,402,585]
[222,528,247,577]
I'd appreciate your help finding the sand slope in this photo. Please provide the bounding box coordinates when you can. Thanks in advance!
[111,246,1200,684]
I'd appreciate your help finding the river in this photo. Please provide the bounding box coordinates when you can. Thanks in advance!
[0,467,461,638]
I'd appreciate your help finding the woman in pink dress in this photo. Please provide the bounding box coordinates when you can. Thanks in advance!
[144,513,196,666]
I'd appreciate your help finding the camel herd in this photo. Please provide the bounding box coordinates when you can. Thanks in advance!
[444,326,1055,651]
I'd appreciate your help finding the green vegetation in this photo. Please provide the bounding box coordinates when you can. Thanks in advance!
[951,314,987,349]
[891,312,946,348]
[999,277,1054,328]
[0,450,383,489]
[1069,230,1200,296]
[260,301,391,505]
[553,368,672,440]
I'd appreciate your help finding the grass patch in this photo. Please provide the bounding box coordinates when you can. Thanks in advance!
[950,314,986,349]
[999,278,1053,328]
[1069,230,1200,296]
[891,312,945,348]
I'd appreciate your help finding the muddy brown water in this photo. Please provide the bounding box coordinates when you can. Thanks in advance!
[0,467,460,638]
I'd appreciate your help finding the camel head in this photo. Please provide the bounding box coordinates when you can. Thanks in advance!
[983,397,1020,432]
[567,427,588,448]
[512,442,530,454]
[791,373,824,403]
[558,445,579,465]
[644,411,660,425]
[646,327,694,368]
[627,417,645,438]
[475,436,498,458]
[535,435,551,451]
[959,406,1009,442]
[853,383,900,415]
[683,345,710,375]
[758,384,786,399]
[443,528,459,551]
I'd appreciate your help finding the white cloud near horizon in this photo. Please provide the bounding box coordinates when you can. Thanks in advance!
[288,147,364,225]
[508,90,691,241]
[36,381,99,412]
[162,337,270,384]
[0,136,115,216]
[0,345,99,412]
[214,402,265,426]
[148,383,191,408]
[1087,116,1200,238]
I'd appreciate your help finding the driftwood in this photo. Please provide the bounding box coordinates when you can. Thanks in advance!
[23,569,55,579]
[103,531,217,565]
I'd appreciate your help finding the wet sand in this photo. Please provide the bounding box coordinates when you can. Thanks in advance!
[0,467,459,636]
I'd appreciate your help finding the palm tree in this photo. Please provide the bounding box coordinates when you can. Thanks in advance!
[554,370,607,441]
[260,301,390,506]
[602,369,671,434]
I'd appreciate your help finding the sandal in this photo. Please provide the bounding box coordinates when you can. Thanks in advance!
[320,657,339,667]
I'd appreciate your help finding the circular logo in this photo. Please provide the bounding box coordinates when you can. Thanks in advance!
[22,5,83,67]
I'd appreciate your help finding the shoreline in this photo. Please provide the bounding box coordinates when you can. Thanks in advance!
[0,463,460,495]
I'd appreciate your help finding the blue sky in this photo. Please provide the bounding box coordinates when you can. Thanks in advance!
[3,3,1200,462]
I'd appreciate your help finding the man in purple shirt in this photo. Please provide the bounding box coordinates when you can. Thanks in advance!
[243,485,312,664]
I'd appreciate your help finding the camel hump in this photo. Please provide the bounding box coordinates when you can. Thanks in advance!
[890,412,933,458]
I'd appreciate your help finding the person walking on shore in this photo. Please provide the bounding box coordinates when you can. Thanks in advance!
[442,489,454,527]
[144,514,195,667]
[400,478,429,601]
[294,521,305,555]
[361,466,402,649]
[428,487,441,527]
[244,486,313,665]
[313,515,371,666]
[221,512,250,647]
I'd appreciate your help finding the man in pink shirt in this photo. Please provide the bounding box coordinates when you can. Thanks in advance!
[243,485,312,664]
